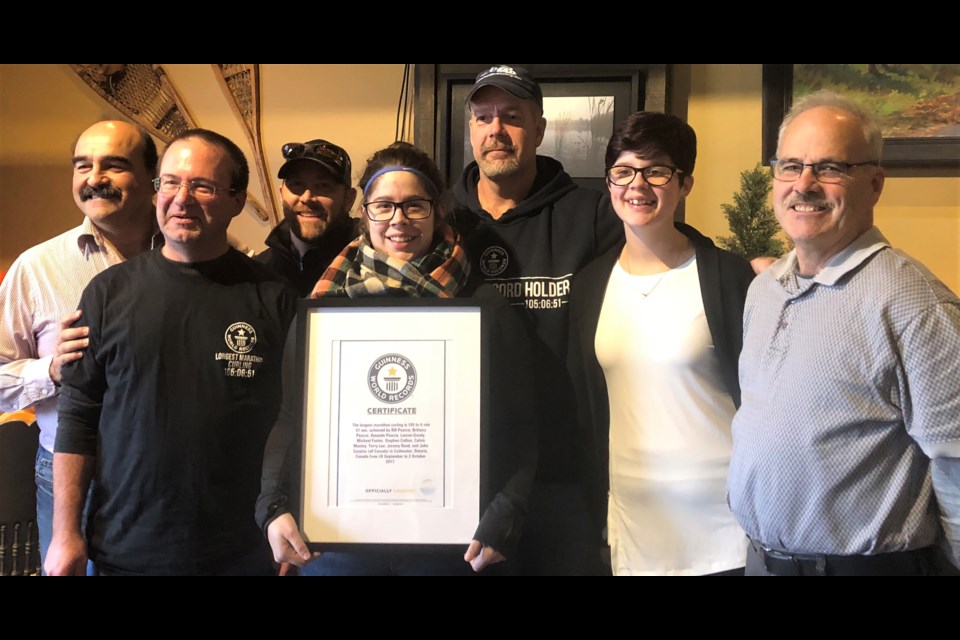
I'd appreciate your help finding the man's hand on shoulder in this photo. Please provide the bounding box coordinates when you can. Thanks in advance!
[48,311,88,386]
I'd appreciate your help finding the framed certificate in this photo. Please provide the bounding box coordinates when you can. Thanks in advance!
[294,298,489,549]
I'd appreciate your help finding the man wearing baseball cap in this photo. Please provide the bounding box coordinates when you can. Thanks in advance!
[452,65,623,575]
[465,65,544,111]
[257,139,357,296]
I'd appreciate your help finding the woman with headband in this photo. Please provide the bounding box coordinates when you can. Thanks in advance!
[257,142,536,575]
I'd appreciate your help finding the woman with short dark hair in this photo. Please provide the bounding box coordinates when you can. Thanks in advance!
[569,112,754,575]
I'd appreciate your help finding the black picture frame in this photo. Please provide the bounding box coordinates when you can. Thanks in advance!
[416,64,671,192]
[293,297,490,551]
[763,64,960,169]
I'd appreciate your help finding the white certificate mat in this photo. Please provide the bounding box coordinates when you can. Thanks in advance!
[299,302,483,546]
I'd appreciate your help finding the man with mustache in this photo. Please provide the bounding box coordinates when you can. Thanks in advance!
[728,90,960,575]
[46,129,297,575]
[257,140,356,296]
[451,65,623,575]
[0,120,160,572]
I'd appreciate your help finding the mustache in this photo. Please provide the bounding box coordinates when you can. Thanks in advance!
[481,143,516,154]
[79,184,122,202]
[784,193,828,208]
[283,203,328,216]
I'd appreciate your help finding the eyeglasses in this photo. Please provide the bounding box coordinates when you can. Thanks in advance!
[770,160,879,184]
[282,142,347,168]
[152,176,235,199]
[605,165,681,187]
[362,199,434,222]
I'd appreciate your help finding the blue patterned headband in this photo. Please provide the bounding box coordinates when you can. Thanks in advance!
[363,166,435,196]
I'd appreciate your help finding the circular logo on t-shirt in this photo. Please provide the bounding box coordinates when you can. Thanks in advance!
[480,245,509,277]
[225,322,257,354]
[368,354,417,404]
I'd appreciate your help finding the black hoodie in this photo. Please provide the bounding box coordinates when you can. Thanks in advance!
[256,218,355,297]
[452,156,623,482]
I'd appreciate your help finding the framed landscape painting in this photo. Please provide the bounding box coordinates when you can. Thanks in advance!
[763,64,960,167]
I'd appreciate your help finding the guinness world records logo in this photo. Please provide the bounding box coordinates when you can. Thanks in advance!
[368,353,417,403]
[225,322,257,354]
[479,246,509,277]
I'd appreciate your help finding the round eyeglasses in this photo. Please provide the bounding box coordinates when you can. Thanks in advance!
[362,199,434,222]
[605,165,681,187]
[770,160,879,184]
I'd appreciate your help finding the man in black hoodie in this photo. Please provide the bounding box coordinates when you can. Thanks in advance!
[257,140,357,296]
[452,65,623,575]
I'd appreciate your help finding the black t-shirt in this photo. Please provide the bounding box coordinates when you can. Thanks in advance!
[57,248,297,575]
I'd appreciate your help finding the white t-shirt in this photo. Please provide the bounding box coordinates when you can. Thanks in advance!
[595,256,747,575]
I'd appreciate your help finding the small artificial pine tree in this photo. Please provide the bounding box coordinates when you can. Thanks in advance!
[717,163,786,260]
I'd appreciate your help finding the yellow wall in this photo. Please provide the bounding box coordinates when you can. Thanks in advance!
[876,177,959,292]
[686,65,764,243]
[0,64,406,272]
[1,64,118,273]
[685,64,960,293]
[2,64,957,292]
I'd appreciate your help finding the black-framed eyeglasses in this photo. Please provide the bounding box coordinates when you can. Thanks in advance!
[362,199,434,222]
[605,165,681,187]
[152,176,235,199]
[282,142,347,168]
[770,160,879,184]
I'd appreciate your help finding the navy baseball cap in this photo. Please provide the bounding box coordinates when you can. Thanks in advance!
[465,65,543,110]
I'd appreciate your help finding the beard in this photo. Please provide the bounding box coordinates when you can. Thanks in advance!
[477,143,521,179]
[284,202,334,243]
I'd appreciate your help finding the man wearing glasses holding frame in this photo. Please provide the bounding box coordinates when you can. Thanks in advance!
[257,140,357,296]
[728,90,960,576]
[47,129,297,575]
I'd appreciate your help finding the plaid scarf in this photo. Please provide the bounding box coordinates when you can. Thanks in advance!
[310,225,471,299]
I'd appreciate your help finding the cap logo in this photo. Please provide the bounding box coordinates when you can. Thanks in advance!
[479,65,521,81]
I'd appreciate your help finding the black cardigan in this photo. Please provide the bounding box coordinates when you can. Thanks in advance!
[567,222,755,533]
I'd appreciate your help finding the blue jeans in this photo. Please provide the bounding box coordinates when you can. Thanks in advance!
[299,548,513,576]
[35,447,95,576]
